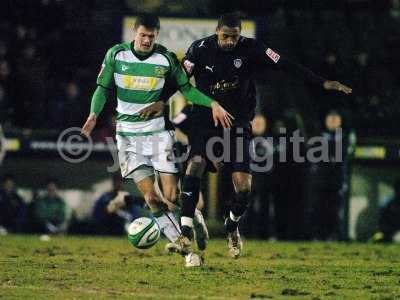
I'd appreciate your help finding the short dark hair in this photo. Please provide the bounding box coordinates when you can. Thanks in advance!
[134,13,160,31]
[217,12,242,29]
[46,178,59,186]
[326,110,341,117]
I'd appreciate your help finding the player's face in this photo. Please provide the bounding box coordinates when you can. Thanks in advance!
[133,25,158,53]
[216,26,241,51]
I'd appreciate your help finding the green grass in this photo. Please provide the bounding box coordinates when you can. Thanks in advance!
[1,235,400,299]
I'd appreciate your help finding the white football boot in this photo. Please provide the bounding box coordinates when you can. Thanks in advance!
[176,235,203,267]
[184,252,203,267]
[227,228,243,259]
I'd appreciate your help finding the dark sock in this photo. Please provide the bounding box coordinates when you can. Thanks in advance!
[225,217,239,233]
[180,175,201,219]
[181,225,194,240]
[225,191,250,233]
[231,191,250,217]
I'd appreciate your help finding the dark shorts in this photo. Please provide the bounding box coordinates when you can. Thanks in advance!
[173,106,252,173]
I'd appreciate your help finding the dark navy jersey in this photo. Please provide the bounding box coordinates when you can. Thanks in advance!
[182,34,326,126]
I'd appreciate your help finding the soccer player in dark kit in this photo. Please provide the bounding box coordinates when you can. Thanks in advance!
[175,12,352,265]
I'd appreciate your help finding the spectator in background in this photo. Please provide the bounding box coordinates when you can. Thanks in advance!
[92,175,144,235]
[14,42,47,128]
[0,60,14,125]
[245,113,273,239]
[0,41,8,59]
[308,110,354,240]
[0,174,26,234]
[372,180,400,242]
[30,179,68,234]
[48,81,85,130]
[245,110,308,240]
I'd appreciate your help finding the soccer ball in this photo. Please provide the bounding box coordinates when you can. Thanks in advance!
[127,217,160,249]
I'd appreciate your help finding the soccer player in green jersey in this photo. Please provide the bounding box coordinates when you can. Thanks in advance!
[81,13,232,267]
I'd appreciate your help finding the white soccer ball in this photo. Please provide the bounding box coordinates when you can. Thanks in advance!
[127,217,160,249]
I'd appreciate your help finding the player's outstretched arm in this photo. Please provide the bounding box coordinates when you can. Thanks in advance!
[323,80,352,94]
[259,45,353,95]
[81,85,110,137]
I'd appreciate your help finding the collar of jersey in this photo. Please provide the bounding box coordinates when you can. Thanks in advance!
[130,42,155,61]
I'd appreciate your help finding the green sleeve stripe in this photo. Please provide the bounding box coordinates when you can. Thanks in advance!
[116,113,162,122]
[117,86,162,104]
[116,129,165,137]
[179,83,213,108]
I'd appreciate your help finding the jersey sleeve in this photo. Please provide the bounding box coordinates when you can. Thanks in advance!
[167,51,212,107]
[181,41,199,77]
[252,40,326,86]
[96,47,115,89]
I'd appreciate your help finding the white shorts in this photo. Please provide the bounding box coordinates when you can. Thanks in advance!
[116,131,178,181]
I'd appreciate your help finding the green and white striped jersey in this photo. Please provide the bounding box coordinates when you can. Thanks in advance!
[97,42,209,136]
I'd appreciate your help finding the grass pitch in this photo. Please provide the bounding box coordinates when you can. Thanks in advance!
[1,235,400,299]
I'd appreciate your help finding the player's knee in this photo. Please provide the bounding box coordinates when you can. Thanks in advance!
[234,179,251,194]
[163,188,177,204]
[186,156,206,178]
[232,171,252,194]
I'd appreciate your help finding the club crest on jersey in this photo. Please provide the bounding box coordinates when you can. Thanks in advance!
[233,58,242,68]
[266,48,280,63]
[154,66,167,77]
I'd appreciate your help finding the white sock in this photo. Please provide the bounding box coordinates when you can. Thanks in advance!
[155,212,181,243]
[181,216,194,228]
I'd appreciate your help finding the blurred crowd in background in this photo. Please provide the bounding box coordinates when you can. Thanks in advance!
[0,173,147,236]
[1,166,400,242]
[0,0,399,137]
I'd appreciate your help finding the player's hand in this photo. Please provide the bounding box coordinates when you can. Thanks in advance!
[211,101,234,128]
[138,101,165,119]
[81,113,97,138]
[323,81,352,94]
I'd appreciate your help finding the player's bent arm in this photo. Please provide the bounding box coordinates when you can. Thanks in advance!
[90,85,111,116]
[81,85,112,137]
[178,82,212,108]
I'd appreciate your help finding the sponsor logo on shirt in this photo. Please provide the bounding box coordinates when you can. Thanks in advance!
[266,48,280,63]
[210,76,240,95]
[122,75,159,90]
